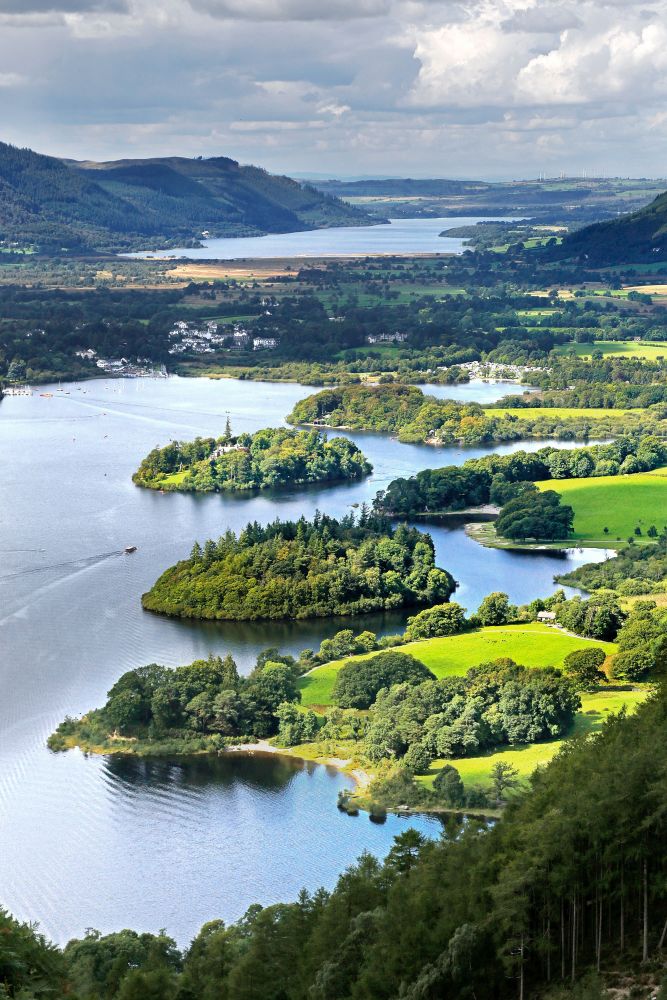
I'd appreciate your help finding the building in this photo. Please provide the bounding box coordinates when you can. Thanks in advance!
[366,331,409,345]
[537,611,557,624]
[253,337,278,351]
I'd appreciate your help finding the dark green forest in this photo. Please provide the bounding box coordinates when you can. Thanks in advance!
[0,142,370,252]
[133,427,371,492]
[9,681,667,999]
[141,513,456,621]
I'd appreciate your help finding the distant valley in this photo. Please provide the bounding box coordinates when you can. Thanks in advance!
[0,142,374,254]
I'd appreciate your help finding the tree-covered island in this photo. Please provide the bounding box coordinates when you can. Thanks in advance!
[133,425,371,492]
[141,511,456,621]
[287,383,666,446]
[52,585,658,797]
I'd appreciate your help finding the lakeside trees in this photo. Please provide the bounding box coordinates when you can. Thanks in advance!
[495,489,574,541]
[377,436,667,518]
[289,384,667,446]
[25,682,667,999]
[141,512,456,621]
[49,652,303,751]
[133,427,371,493]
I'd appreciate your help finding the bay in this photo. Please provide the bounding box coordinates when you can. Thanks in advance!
[0,375,609,945]
[128,216,513,260]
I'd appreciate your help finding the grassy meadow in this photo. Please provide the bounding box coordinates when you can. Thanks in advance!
[417,688,649,792]
[484,406,639,420]
[299,623,617,707]
[538,467,667,542]
[554,340,667,360]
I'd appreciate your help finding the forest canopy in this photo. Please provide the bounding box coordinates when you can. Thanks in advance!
[133,426,371,493]
[141,512,456,621]
[30,681,667,1000]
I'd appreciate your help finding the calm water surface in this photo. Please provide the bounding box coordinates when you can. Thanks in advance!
[130,216,513,260]
[0,376,609,944]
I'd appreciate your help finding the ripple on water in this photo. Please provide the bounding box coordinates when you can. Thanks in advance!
[0,376,607,944]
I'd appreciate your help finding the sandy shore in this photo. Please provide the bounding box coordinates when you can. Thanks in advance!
[222,741,372,789]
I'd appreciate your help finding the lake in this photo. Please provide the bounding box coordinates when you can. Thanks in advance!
[128,216,512,260]
[0,376,609,945]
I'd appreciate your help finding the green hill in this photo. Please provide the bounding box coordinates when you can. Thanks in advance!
[0,142,373,253]
[558,188,667,264]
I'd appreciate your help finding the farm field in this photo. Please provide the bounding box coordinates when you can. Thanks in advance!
[484,406,639,420]
[554,340,667,360]
[624,283,667,296]
[538,467,667,542]
[298,623,617,707]
[418,688,649,791]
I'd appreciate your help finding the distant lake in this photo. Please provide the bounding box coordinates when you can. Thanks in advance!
[128,216,513,260]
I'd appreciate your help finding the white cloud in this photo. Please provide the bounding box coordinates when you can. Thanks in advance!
[0,71,25,85]
[518,20,667,104]
[1,0,667,177]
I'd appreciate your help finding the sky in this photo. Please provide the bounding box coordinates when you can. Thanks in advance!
[1,0,667,179]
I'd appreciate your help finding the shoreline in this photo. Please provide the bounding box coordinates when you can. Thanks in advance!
[53,733,502,819]
[464,520,619,552]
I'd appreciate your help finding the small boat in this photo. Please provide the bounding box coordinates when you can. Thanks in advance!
[124,545,138,554]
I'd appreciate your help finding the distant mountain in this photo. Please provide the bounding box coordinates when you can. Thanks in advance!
[557,189,667,264]
[315,178,493,197]
[0,143,374,253]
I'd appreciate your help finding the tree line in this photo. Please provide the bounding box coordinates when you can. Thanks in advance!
[377,435,667,518]
[12,679,667,999]
[141,512,456,622]
[133,427,371,493]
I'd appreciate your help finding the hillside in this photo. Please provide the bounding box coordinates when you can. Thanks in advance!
[558,188,667,264]
[0,142,373,253]
[315,175,666,223]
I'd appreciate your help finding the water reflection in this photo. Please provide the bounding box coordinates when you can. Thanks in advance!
[0,375,610,945]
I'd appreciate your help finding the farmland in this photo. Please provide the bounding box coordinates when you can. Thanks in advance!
[418,687,648,791]
[554,340,667,360]
[538,466,667,542]
[298,623,617,707]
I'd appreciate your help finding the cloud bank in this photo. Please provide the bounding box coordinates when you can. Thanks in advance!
[1,0,666,177]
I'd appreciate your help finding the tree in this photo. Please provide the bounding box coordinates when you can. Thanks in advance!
[490,761,519,802]
[477,592,513,627]
[563,647,607,691]
[276,703,319,746]
[332,652,435,709]
[403,742,433,775]
[386,829,426,874]
[104,689,145,733]
[433,764,466,807]
[612,647,655,681]
[242,662,301,737]
[404,602,467,640]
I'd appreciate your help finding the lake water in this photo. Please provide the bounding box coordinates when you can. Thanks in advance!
[129,216,512,260]
[0,376,609,945]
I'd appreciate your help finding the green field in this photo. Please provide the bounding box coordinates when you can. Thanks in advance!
[554,340,667,360]
[484,406,639,420]
[538,467,667,541]
[299,623,617,706]
[418,688,648,792]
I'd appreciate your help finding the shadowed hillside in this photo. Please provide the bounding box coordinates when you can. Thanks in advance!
[0,142,374,253]
[558,189,667,264]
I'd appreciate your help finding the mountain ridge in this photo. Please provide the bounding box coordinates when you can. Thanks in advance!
[0,142,374,253]
[557,188,667,264]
